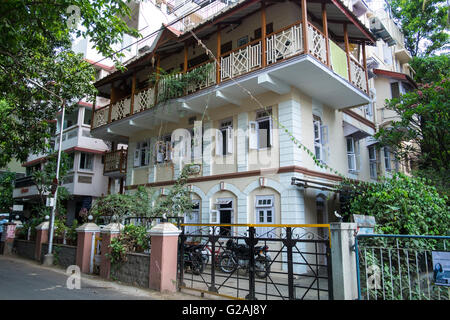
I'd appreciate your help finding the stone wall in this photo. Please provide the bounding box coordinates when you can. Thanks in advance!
[41,243,77,268]
[110,252,150,288]
[13,239,36,261]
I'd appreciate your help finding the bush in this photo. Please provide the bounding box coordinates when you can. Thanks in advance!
[108,224,151,264]
[347,173,449,235]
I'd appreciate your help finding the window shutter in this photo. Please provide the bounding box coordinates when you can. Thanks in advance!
[134,142,141,167]
[156,141,164,163]
[314,120,321,142]
[226,126,233,154]
[144,144,150,166]
[268,117,273,147]
[249,121,259,149]
[193,122,202,161]
[355,140,360,172]
[215,129,223,156]
[165,141,172,161]
[320,125,328,145]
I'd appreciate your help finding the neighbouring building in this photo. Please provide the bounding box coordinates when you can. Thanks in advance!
[341,0,417,178]
[12,0,176,224]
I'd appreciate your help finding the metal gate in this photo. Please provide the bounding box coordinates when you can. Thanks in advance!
[178,223,333,300]
[355,234,450,300]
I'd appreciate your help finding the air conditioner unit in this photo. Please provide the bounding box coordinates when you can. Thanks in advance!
[352,0,368,17]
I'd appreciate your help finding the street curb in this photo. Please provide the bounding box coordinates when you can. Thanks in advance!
[2,255,206,300]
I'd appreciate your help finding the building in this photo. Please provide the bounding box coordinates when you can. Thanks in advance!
[90,0,381,238]
[11,0,177,224]
[342,0,417,178]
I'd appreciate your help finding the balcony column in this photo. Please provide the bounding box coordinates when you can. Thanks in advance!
[261,0,266,68]
[184,42,188,73]
[301,0,308,54]
[216,25,221,84]
[154,54,160,105]
[362,42,369,94]
[91,93,96,131]
[130,72,136,115]
[344,23,351,83]
[322,3,330,66]
[108,82,116,124]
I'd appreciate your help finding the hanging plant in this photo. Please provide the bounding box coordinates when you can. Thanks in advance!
[150,63,214,104]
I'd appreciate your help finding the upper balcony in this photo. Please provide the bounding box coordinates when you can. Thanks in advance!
[92,0,376,141]
[103,148,128,178]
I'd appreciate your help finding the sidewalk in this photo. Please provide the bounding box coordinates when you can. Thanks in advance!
[0,255,208,300]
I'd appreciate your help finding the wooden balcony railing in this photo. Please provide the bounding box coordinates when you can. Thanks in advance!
[349,56,367,93]
[220,39,262,81]
[103,148,127,175]
[307,22,327,64]
[92,20,369,130]
[266,22,303,65]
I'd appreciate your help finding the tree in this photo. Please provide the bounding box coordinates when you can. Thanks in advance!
[30,152,73,238]
[389,0,449,57]
[375,79,449,171]
[0,1,140,168]
[374,77,449,197]
[90,165,195,222]
[410,55,450,84]
[346,173,448,235]
[0,170,15,213]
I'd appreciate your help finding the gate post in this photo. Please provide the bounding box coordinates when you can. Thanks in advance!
[330,223,358,300]
[35,221,49,261]
[245,226,257,300]
[75,222,100,273]
[100,223,123,279]
[149,222,181,293]
[1,223,17,255]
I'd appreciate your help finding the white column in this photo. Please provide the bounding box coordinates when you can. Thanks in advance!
[202,121,213,176]
[126,142,135,186]
[148,137,157,183]
[278,99,302,167]
[237,112,249,172]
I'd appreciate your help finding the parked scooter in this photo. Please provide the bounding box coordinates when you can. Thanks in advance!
[182,243,206,275]
[218,239,271,278]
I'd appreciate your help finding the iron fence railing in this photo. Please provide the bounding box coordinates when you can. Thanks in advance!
[356,234,450,300]
[178,223,332,300]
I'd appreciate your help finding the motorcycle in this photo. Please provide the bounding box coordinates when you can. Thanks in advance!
[182,243,206,275]
[218,239,271,278]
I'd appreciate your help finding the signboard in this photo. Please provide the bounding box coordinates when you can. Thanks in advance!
[432,251,450,286]
[6,224,16,239]
[46,197,55,207]
[353,214,376,234]
[13,204,23,212]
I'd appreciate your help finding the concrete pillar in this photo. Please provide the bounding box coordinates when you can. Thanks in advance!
[76,223,100,274]
[1,223,17,255]
[35,221,49,261]
[100,223,123,279]
[148,223,181,293]
[330,222,358,300]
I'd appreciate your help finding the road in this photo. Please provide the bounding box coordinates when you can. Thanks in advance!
[0,255,155,300]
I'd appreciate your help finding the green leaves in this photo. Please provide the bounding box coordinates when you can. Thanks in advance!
[375,76,449,198]
[0,170,16,212]
[0,1,140,167]
[345,173,448,235]
[389,0,449,57]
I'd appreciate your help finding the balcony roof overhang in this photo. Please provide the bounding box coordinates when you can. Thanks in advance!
[91,54,371,141]
[373,68,417,89]
[94,0,376,97]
